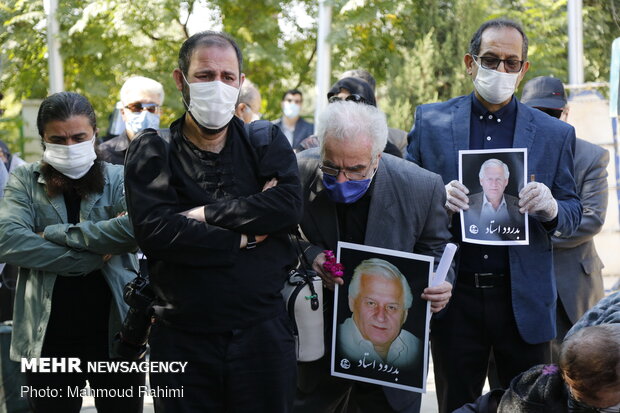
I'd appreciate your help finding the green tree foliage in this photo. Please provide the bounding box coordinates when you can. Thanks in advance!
[0,0,618,150]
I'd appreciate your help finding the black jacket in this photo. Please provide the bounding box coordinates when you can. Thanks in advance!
[124,116,303,332]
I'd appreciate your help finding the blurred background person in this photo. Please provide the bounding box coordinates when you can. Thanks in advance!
[273,89,314,151]
[235,78,262,123]
[299,76,402,157]
[99,75,165,165]
[521,76,608,361]
[0,139,26,320]
[340,69,408,156]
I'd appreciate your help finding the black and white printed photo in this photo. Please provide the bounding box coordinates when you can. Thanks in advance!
[331,242,432,393]
[459,149,528,245]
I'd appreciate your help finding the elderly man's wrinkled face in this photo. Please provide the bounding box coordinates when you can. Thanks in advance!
[480,164,508,204]
[350,274,407,351]
[322,135,378,184]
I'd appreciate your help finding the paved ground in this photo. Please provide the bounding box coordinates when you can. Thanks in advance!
[81,275,619,413]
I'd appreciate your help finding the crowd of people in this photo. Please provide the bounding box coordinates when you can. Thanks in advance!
[0,16,618,413]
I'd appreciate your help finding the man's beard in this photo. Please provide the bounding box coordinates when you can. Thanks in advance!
[40,158,105,198]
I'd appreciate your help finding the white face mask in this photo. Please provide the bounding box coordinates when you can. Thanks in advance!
[283,102,300,119]
[43,135,97,180]
[472,59,520,104]
[125,111,160,135]
[182,73,239,130]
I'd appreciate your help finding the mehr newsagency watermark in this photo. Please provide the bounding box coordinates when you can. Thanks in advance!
[20,357,186,398]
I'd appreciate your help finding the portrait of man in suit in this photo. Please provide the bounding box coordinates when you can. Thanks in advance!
[462,157,525,243]
[338,258,421,369]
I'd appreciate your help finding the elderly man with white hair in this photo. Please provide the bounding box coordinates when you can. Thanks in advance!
[99,75,165,165]
[294,100,454,413]
[463,158,522,240]
[338,258,421,369]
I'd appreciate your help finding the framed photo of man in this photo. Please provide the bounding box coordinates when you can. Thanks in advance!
[331,241,432,393]
[459,148,528,246]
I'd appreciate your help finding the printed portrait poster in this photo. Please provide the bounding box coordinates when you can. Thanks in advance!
[459,148,529,246]
[331,242,432,393]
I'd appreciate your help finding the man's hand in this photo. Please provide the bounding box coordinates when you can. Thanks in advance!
[178,179,277,223]
[445,180,470,213]
[102,254,113,262]
[178,206,206,222]
[312,252,344,290]
[262,178,278,191]
[298,136,319,150]
[421,281,452,313]
[239,234,268,248]
[518,181,558,221]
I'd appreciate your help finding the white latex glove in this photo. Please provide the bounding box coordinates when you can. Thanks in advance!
[518,181,558,221]
[445,180,470,213]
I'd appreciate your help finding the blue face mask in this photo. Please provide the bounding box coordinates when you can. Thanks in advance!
[322,171,375,204]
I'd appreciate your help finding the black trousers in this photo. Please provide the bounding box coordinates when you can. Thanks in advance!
[25,341,145,413]
[430,275,550,413]
[551,297,573,363]
[149,310,297,413]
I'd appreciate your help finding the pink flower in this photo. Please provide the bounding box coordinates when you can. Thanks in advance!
[322,250,344,277]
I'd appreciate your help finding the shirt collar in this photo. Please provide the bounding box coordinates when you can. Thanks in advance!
[471,93,517,121]
[482,193,507,210]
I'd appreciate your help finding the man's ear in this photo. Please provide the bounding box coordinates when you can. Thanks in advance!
[464,54,475,76]
[235,103,247,118]
[172,68,184,92]
[349,296,355,313]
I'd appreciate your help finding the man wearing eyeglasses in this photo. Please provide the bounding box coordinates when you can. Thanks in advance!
[406,18,581,413]
[99,76,165,165]
[294,101,453,413]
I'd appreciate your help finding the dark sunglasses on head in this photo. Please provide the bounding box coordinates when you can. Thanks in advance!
[328,94,368,105]
[125,102,159,114]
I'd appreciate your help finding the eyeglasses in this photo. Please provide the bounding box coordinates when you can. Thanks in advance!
[473,54,524,73]
[568,393,620,413]
[124,102,159,113]
[328,94,368,105]
[319,158,375,181]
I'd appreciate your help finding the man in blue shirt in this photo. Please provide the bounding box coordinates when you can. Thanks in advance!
[406,18,581,413]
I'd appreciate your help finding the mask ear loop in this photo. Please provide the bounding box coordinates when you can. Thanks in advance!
[179,71,192,110]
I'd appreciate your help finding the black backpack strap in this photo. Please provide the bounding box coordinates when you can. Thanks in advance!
[243,120,274,165]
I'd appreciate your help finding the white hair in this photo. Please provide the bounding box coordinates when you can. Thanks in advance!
[317,101,388,159]
[120,76,165,106]
[479,158,510,180]
[348,258,413,309]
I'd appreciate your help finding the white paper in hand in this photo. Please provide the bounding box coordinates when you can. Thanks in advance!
[431,243,457,287]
